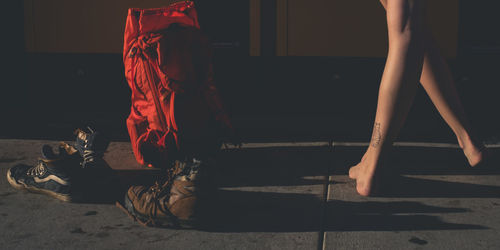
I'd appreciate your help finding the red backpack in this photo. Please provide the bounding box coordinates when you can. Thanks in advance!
[123,1,232,167]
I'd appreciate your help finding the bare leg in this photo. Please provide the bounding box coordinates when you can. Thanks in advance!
[376,0,486,166]
[350,0,487,196]
[420,32,486,166]
[349,0,425,196]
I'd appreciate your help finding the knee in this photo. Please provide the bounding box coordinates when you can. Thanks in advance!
[390,23,423,47]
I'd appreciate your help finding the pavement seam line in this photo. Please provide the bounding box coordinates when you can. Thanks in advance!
[320,143,335,250]
[221,141,500,149]
[322,174,334,250]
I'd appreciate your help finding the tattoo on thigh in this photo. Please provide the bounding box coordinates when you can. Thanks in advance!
[371,122,382,148]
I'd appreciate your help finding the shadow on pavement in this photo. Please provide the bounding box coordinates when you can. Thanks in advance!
[379,175,500,198]
[199,190,323,232]
[78,146,331,204]
[198,191,485,233]
[75,167,169,205]
[67,145,495,233]
[324,200,486,232]
[214,147,330,187]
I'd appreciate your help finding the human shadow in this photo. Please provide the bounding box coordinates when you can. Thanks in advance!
[388,147,500,175]
[324,200,486,232]
[198,190,485,232]
[378,175,500,198]
[196,146,494,232]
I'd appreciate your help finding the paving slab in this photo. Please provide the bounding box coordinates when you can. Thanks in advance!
[325,146,500,250]
[0,139,328,250]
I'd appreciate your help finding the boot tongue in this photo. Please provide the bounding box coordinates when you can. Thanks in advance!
[41,145,57,160]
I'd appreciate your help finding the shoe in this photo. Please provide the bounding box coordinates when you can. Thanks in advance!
[6,144,81,202]
[72,127,117,202]
[74,127,109,168]
[6,127,112,202]
[117,158,206,228]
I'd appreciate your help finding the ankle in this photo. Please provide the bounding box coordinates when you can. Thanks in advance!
[457,133,482,152]
[364,145,390,168]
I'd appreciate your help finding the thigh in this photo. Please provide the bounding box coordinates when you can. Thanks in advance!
[379,0,387,9]
[384,0,425,40]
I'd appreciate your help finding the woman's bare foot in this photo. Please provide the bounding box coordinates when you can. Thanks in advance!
[348,148,382,196]
[458,135,487,167]
[462,142,487,167]
[348,152,367,179]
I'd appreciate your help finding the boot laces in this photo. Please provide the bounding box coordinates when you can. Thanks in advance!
[144,167,177,226]
[75,128,97,168]
[81,149,96,168]
[27,160,47,177]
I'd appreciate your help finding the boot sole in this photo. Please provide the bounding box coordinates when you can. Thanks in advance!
[6,169,72,202]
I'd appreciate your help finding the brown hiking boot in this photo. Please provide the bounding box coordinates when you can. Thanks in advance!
[119,159,205,228]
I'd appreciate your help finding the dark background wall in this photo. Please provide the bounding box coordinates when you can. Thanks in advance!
[1,0,499,144]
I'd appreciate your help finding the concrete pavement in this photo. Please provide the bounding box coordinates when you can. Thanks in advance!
[0,139,499,249]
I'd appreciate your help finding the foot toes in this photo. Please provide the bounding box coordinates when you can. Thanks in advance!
[348,165,359,179]
[468,148,487,167]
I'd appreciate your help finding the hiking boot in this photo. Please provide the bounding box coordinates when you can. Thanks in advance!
[6,144,81,202]
[74,127,109,168]
[118,158,206,228]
